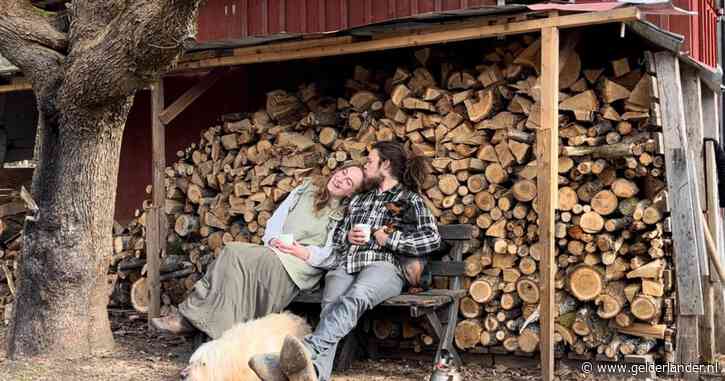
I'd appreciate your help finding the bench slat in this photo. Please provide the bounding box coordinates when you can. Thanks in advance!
[382,294,451,308]
[293,289,466,306]
[428,261,465,276]
[438,224,477,241]
[294,290,323,304]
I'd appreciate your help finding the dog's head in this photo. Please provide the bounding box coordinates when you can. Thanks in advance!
[180,341,218,381]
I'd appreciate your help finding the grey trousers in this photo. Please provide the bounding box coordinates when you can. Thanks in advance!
[303,261,404,381]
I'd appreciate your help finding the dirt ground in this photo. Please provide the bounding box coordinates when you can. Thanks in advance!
[0,310,718,380]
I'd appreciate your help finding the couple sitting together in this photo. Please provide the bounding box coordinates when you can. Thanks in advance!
[152,141,442,381]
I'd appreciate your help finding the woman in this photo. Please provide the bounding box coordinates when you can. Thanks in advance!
[152,164,365,339]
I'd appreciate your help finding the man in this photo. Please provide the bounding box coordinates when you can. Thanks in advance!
[250,141,441,381]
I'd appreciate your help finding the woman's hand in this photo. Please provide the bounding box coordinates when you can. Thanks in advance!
[276,241,311,261]
[269,238,282,250]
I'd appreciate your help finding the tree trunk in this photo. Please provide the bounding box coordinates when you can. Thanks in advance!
[9,105,130,358]
[0,0,203,360]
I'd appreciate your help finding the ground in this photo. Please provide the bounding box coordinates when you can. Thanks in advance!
[0,310,718,380]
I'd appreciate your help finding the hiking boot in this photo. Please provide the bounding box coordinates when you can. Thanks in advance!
[249,353,288,381]
[279,336,317,381]
[150,312,195,335]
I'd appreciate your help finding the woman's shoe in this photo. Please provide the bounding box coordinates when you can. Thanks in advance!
[150,312,196,335]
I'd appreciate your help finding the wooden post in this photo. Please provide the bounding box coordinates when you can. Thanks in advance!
[703,83,725,354]
[148,80,166,324]
[681,67,715,362]
[655,52,703,375]
[537,25,559,381]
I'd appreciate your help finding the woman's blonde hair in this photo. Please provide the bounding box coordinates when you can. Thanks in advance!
[311,162,364,213]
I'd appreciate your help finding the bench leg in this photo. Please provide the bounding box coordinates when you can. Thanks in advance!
[424,300,463,367]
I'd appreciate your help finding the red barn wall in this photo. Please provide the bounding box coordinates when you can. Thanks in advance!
[196,0,498,42]
[196,0,719,67]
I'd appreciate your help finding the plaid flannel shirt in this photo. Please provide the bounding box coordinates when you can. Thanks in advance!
[332,184,441,274]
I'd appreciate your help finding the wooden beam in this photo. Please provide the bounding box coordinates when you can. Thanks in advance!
[0,78,31,94]
[158,68,227,125]
[680,71,712,370]
[681,67,706,212]
[701,80,720,141]
[706,141,725,354]
[669,149,702,373]
[656,51,703,376]
[147,80,165,324]
[177,36,356,64]
[537,25,559,381]
[230,35,354,56]
[0,202,26,218]
[173,7,640,72]
[656,51,705,314]
[705,141,725,357]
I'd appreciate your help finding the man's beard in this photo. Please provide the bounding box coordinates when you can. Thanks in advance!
[363,174,382,191]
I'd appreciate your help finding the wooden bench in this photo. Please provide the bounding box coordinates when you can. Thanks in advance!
[292,224,475,368]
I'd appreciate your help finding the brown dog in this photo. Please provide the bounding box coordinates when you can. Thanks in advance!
[384,200,432,294]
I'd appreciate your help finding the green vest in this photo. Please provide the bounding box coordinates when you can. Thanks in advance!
[272,181,338,290]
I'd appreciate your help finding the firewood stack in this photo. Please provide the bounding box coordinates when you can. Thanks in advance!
[109,36,675,360]
[0,234,20,325]
[0,182,31,325]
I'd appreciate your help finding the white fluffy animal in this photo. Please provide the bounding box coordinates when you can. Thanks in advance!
[181,312,311,381]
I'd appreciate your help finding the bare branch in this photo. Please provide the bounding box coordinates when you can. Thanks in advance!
[0,1,68,103]
[0,1,68,51]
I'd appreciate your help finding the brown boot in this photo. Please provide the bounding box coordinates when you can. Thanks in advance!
[279,336,317,381]
[249,353,288,381]
[150,312,195,335]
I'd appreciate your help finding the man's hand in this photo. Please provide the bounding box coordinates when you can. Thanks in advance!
[276,242,311,261]
[348,226,368,245]
[373,229,389,246]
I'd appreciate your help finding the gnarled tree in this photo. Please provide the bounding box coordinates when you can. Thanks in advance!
[0,0,201,359]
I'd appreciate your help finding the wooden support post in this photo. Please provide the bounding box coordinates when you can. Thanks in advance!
[158,68,227,125]
[704,99,725,354]
[681,67,706,212]
[537,25,558,381]
[148,80,166,324]
[655,52,703,375]
[681,67,715,362]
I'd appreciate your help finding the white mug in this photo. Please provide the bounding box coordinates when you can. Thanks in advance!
[354,223,371,242]
[277,234,294,246]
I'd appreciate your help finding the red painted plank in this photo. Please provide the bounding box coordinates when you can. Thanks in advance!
[247,0,264,36]
[443,0,461,11]
[349,0,366,27]
[396,0,412,17]
[306,0,320,32]
[418,0,436,13]
[372,0,389,22]
[325,0,342,31]
[228,0,243,39]
[268,0,282,34]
